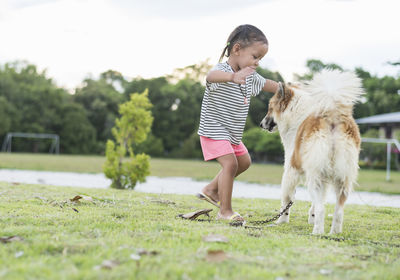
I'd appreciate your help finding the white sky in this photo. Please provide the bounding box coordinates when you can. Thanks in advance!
[0,0,399,90]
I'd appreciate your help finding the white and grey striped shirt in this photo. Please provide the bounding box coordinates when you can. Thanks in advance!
[198,62,267,145]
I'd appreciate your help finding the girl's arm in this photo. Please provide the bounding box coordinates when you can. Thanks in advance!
[263,79,279,93]
[206,67,255,84]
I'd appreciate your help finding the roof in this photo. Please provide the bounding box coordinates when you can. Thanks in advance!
[356,112,400,125]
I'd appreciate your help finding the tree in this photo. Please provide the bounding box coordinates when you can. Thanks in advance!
[58,103,97,154]
[247,67,284,128]
[243,127,284,162]
[294,59,343,81]
[0,61,73,152]
[124,76,204,156]
[103,91,153,189]
[167,59,213,84]
[74,72,124,152]
[0,96,16,136]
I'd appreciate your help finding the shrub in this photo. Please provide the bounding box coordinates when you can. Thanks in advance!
[103,91,153,189]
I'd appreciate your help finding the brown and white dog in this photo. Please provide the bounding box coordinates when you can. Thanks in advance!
[260,70,364,234]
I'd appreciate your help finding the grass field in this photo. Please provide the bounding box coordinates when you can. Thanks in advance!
[1,182,399,279]
[0,153,399,194]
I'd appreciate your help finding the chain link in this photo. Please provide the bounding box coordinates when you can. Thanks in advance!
[248,201,293,226]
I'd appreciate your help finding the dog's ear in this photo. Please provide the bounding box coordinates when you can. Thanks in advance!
[276,82,294,112]
[277,82,286,99]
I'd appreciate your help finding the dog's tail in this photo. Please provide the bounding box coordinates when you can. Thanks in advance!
[305,70,365,111]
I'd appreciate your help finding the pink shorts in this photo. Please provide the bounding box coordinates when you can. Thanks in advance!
[199,136,248,161]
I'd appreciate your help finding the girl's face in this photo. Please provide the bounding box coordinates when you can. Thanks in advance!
[230,41,268,71]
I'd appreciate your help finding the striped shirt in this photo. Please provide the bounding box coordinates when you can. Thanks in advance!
[198,62,267,145]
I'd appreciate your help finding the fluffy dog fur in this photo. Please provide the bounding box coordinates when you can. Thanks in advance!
[260,70,364,234]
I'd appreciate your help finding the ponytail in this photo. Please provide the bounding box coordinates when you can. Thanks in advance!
[218,24,268,62]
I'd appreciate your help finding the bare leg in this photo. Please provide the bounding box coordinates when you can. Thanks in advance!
[202,153,251,203]
[215,154,238,217]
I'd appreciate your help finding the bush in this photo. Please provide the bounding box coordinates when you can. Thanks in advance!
[243,127,284,163]
[103,91,153,189]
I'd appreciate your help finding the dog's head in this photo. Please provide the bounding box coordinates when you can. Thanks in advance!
[259,82,295,132]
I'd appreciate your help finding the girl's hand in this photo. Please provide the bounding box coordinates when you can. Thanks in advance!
[232,67,255,84]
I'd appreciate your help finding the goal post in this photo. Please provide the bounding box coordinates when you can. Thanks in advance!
[361,138,400,181]
[1,132,60,154]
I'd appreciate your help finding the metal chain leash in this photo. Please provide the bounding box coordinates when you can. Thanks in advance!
[248,200,294,226]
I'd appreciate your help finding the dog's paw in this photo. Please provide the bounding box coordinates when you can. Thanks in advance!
[329,225,342,235]
[312,225,324,235]
[276,215,289,224]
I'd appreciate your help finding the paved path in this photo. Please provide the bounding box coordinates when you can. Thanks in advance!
[1,169,399,208]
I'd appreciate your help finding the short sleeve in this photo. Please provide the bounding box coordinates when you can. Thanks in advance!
[206,63,232,92]
[250,72,267,96]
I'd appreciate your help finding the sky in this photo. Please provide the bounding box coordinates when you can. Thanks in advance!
[0,0,399,90]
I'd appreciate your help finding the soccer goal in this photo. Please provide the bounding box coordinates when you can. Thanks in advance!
[361,137,400,181]
[1,132,60,154]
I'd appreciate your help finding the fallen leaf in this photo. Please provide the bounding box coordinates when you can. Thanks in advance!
[0,236,23,243]
[15,251,24,258]
[178,209,213,220]
[71,195,83,202]
[205,250,227,263]
[137,248,160,256]
[203,234,229,243]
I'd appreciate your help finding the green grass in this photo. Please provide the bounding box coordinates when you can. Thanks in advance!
[0,182,399,279]
[0,153,399,194]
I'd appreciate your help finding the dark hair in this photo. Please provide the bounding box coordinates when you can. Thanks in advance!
[219,24,268,62]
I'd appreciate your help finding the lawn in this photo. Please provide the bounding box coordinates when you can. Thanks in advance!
[0,153,399,194]
[1,182,399,279]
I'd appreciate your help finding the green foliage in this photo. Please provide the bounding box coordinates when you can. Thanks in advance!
[243,127,284,162]
[0,61,96,153]
[359,129,399,170]
[0,96,16,136]
[125,77,204,154]
[74,73,124,152]
[133,133,164,157]
[1,59,398,166]
[246,67,284,129]
[103,91,153,189]
[58,103,97,154]
[294,59,343,81]
[181,132,202,159]
[103,140,150,189]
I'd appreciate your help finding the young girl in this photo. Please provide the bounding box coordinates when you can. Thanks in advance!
[197,24,280,222]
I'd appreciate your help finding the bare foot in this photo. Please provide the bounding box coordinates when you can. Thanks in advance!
[216,211,244,222]
[202,188,219,204]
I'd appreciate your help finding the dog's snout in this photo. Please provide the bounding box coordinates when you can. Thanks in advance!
[260,117,276,132]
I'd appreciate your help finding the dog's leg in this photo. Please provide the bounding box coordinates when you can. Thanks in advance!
[308,203,315,224]
[308,178,327,234]
[276,167,298,224]
[330,181,349,234]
